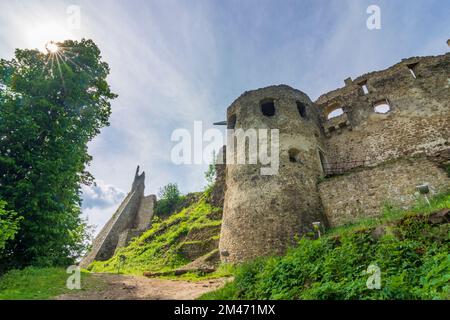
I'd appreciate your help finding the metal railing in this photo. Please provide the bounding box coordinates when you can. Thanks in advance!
[323,160,374,176]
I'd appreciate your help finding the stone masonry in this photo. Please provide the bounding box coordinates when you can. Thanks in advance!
[79,166,156,268]
[319,157,450,227]
[219,85,329,263]
[219,51,450,263]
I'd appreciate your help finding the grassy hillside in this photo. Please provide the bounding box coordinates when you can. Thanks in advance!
[89,189,222,275]
[200,192,450,300]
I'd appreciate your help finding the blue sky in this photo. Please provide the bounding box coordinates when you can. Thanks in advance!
[1,0,449,233]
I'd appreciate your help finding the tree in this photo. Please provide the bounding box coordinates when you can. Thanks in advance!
[204,151,217,187]
[0,200,21,253]
[0,39,117,268]
[155,183,182,217]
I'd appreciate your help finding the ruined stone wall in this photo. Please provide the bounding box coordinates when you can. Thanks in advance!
[79,167,155,268]
[315,53,450,167]
[79,189,142,267]
[318,157,450,227]
[219,85,329,264]
[135,195,156,230]
[210,146,227,209]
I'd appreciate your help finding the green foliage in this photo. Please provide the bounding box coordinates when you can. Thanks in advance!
[90,192,222,275]
[155,183,183,217]
[0,39,117,269]
[201,193,450,300]
[204,152,217,187]
[0,266,92,300]
[0,200,22,252]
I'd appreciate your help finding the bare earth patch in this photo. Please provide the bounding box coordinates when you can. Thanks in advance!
[57,273,228,300]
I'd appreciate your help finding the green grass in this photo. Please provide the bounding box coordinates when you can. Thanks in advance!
[200,192,450,300]
[89,192,222,275]
[0,267,93,300]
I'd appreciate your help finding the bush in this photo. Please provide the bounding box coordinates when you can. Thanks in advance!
[204,154,216,187]
[155,183,183,217]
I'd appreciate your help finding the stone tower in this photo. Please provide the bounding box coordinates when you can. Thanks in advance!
[219,85,329,263]
[79,166,156,268]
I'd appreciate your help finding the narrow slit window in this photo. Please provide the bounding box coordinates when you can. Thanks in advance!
[407,63,418,79]
[360,81,369,95]
[362,84,369,94]
[296,101,307,118]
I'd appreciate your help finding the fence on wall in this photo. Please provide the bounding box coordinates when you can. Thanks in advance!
[322,159,375,176]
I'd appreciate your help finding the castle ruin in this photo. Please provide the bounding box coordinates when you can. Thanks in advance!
[80,166,156,268]
[81,51,449,269]
[219,52,450,263]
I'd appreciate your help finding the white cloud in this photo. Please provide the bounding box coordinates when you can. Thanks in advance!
[81,180,125,235]
[81,180,125,209]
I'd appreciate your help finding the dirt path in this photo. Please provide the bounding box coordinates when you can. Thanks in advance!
[57,273,227,300]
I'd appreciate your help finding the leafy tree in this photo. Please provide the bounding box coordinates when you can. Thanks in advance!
[0,39,117,268]
[204,151,217,187]
[155,183,182,217]
[0,200,21,252]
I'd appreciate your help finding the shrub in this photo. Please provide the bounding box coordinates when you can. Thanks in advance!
[155,183,183,217]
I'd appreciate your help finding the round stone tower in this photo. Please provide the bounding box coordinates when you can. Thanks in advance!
[219,85,329,263]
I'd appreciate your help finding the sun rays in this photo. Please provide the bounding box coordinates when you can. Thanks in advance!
[41,41,93,88]
[45,42,59,54]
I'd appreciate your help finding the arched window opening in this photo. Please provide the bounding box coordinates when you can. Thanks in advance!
[374,100,391,114]
[260,99,275,117]
[296,101,307,118]
[228,114,236,129]
[327,108,344,120]
[288,148,302,163]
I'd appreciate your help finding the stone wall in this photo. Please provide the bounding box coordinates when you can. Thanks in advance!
[135,195,156,230]
[210,146,227,209]
[79,167,156,268]
[318,157,450,227]
[315,54,450,167]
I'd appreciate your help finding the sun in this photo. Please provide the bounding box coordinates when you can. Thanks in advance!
[23,21,75,53]
[45,42,59,54]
